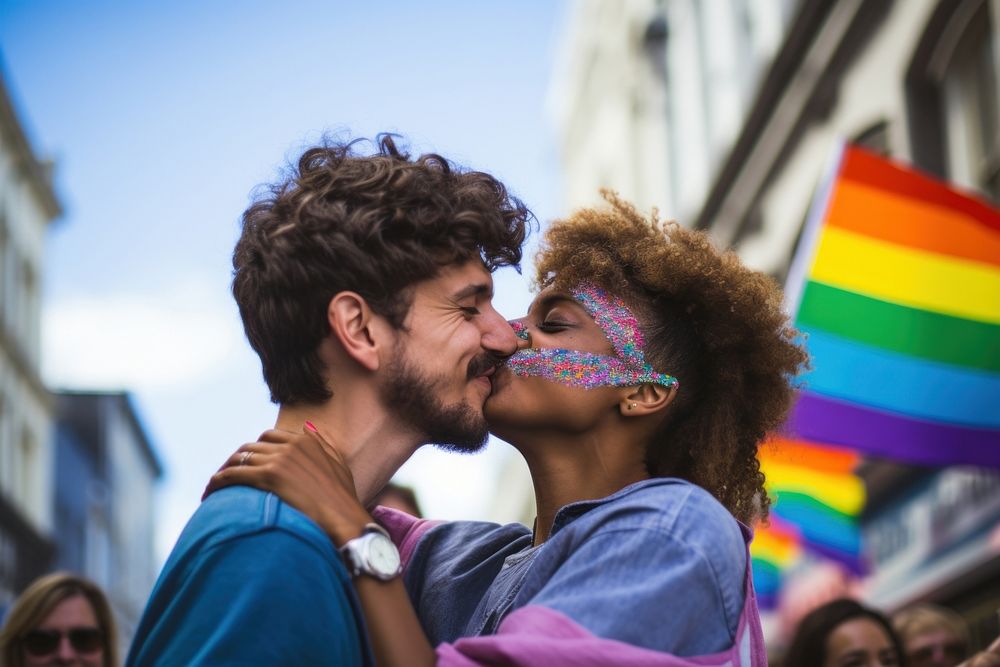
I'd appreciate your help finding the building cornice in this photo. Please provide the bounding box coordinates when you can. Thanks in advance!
[0,67,62,222]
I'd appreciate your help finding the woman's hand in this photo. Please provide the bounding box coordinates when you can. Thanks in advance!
[203,424,372,546]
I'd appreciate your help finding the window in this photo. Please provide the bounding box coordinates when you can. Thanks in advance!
[0,391,8,494]
[0,214,6,328]
[907,0,1000,202]
[941,3,999,200]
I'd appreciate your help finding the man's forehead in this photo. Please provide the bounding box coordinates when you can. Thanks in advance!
[418,259,494,299]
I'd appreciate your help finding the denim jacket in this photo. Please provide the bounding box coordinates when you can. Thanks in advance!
[375,477,768,666]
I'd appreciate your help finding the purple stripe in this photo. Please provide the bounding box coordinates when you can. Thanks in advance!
[787,392,1000,468]
[802,541,867,576]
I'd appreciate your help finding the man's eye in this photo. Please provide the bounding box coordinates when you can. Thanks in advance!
[461,307,481,317]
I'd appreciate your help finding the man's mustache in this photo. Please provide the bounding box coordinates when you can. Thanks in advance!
[467,352,506,380]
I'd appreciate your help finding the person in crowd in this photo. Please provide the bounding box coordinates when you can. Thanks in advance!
[784,597,906,667]
[0,572,119,667]
[209,192,808,665]
[373,482,423,518]
[126,135,531,666]
[892,603,970,667]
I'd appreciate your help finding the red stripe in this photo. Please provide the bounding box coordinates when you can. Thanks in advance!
[840,145,1000,233]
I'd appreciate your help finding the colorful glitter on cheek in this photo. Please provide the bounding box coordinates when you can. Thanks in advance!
[506,282,679,391]
[508,348,669,389]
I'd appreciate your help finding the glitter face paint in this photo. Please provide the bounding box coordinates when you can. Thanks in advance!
[511,320,530,341]
[507,283,678,390]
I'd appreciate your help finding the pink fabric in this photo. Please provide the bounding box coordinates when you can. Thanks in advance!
[371,506,444,568]
[436,602,763,666]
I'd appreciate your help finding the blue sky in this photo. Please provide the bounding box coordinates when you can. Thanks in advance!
[1,0,567,561]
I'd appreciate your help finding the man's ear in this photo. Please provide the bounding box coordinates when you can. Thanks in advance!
[619,382,678,417]
[327,292,384,372]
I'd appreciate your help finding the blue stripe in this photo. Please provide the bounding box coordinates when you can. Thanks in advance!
[771,501,860,555]
[801,326,1000,428]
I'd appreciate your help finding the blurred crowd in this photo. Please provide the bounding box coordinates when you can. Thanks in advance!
[2,487,998,667]
[2,569,999,666]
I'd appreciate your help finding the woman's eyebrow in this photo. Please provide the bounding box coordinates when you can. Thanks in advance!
[529,293,580,315]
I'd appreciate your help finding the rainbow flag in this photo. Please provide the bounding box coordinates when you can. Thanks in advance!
[751,438,865,608]
[784,145,1000,468]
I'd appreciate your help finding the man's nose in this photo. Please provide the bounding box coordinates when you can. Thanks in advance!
[481,310,519,357]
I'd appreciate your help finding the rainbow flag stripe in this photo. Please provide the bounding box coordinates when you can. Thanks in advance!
[785,145,1000,468]
[752,437,865,607]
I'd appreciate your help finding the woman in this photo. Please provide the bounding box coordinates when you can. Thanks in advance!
[784,598,906,667]
[0,572,119,667]
[209,192,808,665]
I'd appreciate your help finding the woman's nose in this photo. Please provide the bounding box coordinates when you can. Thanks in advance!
[509,320,531,348]
[56,635,77,662]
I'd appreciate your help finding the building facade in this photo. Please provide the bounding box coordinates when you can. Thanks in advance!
[53,391,163,653]
[551,0,799,222]
[0,67,61,610]
[552,0,1000,654]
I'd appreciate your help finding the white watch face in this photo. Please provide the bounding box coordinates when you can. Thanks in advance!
[365,534,401,577]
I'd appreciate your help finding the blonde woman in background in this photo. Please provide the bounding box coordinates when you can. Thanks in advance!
[0,572,118,667]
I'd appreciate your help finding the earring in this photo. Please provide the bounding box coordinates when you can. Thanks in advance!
[627,403,636,410]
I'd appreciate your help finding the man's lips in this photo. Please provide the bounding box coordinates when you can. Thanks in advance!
[475,366,496,391]
[482,365,513,398]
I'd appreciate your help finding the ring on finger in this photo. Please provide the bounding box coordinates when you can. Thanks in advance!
[239,451,254,466]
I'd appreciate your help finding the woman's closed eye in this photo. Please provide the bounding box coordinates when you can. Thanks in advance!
[536,319,572,332]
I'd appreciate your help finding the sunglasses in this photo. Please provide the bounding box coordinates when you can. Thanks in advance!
[22,627,103,656]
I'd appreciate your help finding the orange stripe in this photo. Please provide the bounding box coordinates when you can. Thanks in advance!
[826,180,1000,268]
[760,436,860,473]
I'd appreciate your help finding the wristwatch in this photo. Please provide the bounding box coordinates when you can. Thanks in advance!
[339,523,402,581]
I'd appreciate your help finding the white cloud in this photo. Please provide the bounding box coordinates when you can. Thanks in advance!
[42,279,247,392]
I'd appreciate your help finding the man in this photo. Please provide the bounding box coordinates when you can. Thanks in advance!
[126,135,531,666]
[893,604,970,667]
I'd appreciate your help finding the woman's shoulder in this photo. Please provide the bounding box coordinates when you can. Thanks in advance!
[557,478,747,558]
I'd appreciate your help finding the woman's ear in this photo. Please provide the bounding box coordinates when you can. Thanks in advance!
[619,382,678,417]
[327,292,383,372]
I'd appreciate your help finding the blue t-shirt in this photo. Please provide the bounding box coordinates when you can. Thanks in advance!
[127,486,372,666]
[402,477,748,657]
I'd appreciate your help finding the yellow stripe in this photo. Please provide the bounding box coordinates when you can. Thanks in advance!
[750,529,801,566]
[810,227,1000,325]
[762,461,866,516]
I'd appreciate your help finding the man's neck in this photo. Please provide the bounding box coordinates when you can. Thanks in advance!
[274,392,423,506]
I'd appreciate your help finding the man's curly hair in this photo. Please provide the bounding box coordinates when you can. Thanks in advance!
[534,192,809,523]
[233,134,532,405]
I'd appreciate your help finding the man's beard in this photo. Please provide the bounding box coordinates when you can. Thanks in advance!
[379,346,491,452]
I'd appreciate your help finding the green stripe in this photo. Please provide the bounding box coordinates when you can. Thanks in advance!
[772,492,854,523]
[796,281,1000,374]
